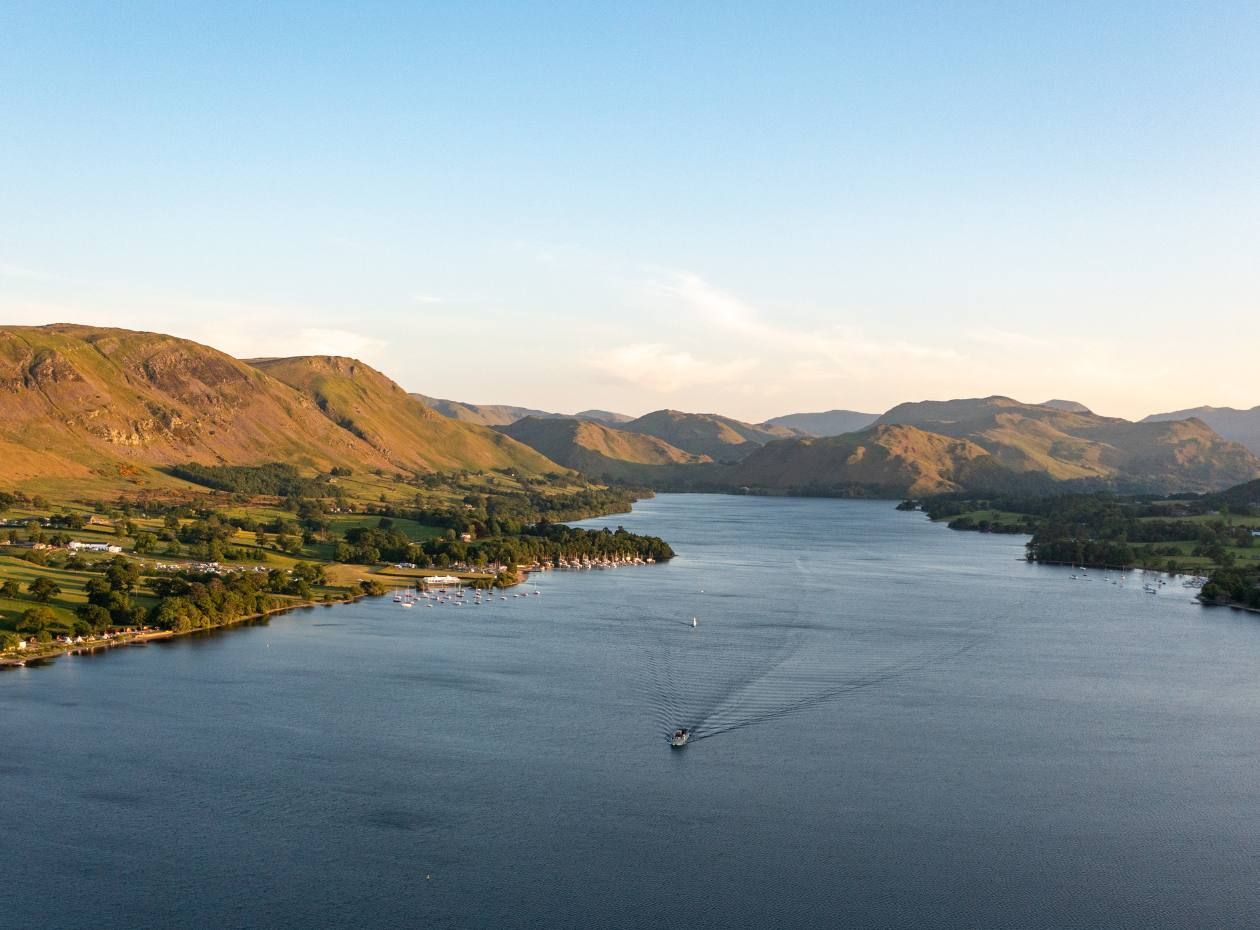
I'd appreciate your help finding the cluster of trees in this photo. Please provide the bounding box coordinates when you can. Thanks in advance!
[920,491,1259,596]
[77,556,147,632]
[1201,567,1260,609]
[940,514,1033,534]
[0,557,150,642]
[149,572,281,632]
[0,491,51,511]
[168,462,332,497]
[333,518,673,570]
[0,576,61,603]
[327,485,643,543]
[1022,499,1252,570]
[148,561,330,632]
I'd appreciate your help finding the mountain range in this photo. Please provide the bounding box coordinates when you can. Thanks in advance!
[1,323,1256,500]
[493,396,1260,496]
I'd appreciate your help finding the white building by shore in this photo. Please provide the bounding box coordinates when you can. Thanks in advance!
[68,541,123,553]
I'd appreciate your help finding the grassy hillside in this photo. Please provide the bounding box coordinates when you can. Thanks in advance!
[877,396,1260,492]
[0,324,391,493]
[251,357,564,476]
[499,416,709,482]
[726,424,993,495]
[1204,478,1260,512]
[1142,405,1260,456]
[620,410,800,462]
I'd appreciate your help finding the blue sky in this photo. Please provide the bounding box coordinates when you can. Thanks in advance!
[2,2,1258,420]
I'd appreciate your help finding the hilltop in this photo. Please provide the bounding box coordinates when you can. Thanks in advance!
[618,410,800,462]
[0,324,380,491]
[1143,405,1260,456]
[576,409,633,424]
[412,395,561,427]
[725,424,993,495]
[763,409,880,437]
[415,395,633,428]
[0,325,563,495]
[499,417,710,482]
[875,396,1259,492]
[1039,399,1093,414]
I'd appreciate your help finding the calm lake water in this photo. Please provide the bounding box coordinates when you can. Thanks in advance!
[4,494,1260,929]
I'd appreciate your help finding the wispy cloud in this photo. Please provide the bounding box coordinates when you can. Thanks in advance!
[588,342,757,393]
[647,271,960,375]
[288,327,388,359]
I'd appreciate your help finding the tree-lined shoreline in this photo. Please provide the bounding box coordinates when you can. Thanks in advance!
[907,481,1260,611]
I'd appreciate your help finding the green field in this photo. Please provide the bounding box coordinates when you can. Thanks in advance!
[938,509,1032,529]
[1,463,648,656]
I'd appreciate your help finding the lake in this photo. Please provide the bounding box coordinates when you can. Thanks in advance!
[4,494,1260,929]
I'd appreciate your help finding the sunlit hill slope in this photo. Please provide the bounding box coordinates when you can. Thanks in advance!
[0,324,562,492]
[499,416,710,482]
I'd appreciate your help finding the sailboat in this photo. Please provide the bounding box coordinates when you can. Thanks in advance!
[691,616,697,628]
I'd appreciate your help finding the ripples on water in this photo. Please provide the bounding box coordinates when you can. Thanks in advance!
[5,495,1260,930]
[648,626,985,743]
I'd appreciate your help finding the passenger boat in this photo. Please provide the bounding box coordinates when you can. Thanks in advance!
[670,728,690,748]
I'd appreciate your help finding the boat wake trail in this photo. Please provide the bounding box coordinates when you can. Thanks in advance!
[688,636,984,742]
[646,624,804,742]
[645,607,988,745]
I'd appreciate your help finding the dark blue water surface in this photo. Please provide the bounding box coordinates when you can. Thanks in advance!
[4,495,1260,929]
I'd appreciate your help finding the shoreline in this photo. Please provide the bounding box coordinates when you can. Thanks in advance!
[0,595,366,669]
[0,556,667,668]
[1200,597,1260,615]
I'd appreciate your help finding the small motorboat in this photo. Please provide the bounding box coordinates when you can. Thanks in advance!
[671,728,691,749]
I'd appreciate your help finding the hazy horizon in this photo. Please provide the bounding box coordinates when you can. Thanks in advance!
[2,3,1257,421]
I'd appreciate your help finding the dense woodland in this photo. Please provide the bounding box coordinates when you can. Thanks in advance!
[914,483,1260,609]
[336,520,673,571]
